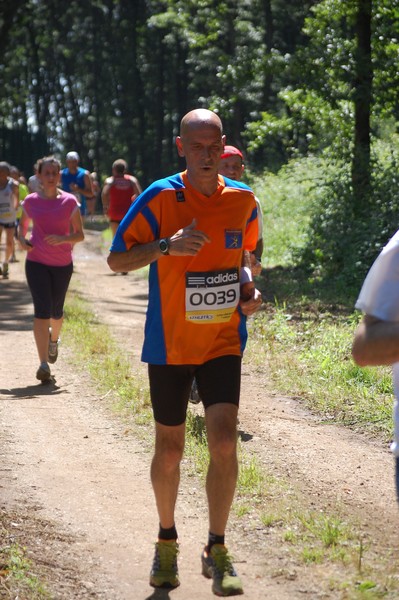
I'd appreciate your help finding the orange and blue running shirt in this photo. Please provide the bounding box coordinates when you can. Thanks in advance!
[111,170,258,365]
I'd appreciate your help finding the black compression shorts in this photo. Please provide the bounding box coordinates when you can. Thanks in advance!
[148,355,242,426]
[25,260,73,319]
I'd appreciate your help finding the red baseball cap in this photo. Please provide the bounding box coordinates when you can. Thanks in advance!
[220,145,243,160]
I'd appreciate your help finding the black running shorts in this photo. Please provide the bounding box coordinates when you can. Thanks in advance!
[25,260,73,319]
[148,355,242,426]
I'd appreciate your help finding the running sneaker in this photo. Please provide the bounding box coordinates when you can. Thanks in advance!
[2,263,9,279]
[36,362,51,382]
[48,336,60,364]
[201,544,244,597]
[189,377,201,405]
[149,540,180,589]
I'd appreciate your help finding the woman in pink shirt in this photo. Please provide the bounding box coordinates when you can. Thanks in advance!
[18,156,84,382]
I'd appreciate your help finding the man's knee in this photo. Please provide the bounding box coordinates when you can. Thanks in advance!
[206,403,238,459]
[208,429,237,462]
[155,447,184,473]
[154,433,185,471]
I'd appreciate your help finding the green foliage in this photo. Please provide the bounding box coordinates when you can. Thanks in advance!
[248,156,322,267]
[298,138,399,284]
[245,110,292,171]
[245,90,354,168]
[0,0,328,181]
[0,541,49,598]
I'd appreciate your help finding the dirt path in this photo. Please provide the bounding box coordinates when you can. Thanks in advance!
[1,230,399,599]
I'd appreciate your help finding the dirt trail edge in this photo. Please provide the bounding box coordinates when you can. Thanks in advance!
[1,230,399,600]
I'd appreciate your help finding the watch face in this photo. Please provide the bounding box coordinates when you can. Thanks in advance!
[159,238,169,254]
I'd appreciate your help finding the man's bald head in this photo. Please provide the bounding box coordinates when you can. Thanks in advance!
[180,109,223,139]
[176,109,225,196]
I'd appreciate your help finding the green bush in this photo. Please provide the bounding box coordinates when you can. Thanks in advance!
[297,139,399,286]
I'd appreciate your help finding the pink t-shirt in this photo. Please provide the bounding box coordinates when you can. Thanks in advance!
[22,192,79,266]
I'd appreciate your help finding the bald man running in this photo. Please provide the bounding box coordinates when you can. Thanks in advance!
[108,109,261,596]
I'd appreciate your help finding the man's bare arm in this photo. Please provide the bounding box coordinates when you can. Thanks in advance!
[108,240,162,272]
[352,314,399,366]
[70,172,94,198]
[107,218,210,273]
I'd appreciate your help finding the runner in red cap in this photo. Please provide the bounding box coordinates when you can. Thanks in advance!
[219,146,263,274]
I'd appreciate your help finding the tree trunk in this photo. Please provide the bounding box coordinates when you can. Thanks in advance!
[261,0,274,108]
[351,0,372,214]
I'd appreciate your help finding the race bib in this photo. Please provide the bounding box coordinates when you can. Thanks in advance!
[0,201,13,220]
[185,268,239,323]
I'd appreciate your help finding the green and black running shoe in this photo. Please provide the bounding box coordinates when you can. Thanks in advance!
[149,540,180,589]
[202,544,244,597]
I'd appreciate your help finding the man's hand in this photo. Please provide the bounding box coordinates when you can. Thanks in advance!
[169,219,210,256]
[250,253,262,277]
[239,288,262,316]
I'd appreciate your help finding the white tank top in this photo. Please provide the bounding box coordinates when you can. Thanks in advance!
[0,178,17,224]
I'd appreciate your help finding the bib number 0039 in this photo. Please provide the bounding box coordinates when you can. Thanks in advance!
[185,268,240,323]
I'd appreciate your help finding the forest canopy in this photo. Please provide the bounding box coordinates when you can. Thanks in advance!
[1,0,398,282]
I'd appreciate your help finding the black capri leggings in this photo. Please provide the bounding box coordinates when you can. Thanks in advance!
[25,260,73,319]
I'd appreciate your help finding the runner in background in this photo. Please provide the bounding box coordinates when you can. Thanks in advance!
[61,151,94,217]
[10,165,29,263]
[0,162,19,279]
[18,156,84,383]
[108,109,262,596]
[28,161,42,194]
[219,145,264,276]
[102,158,142,240]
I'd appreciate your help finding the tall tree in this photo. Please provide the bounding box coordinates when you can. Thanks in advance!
[351,0,372,212]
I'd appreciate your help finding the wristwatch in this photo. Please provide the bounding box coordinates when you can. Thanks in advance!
[159,238,170,255]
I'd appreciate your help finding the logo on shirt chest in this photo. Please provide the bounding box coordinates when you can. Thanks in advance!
[225,229,242,249]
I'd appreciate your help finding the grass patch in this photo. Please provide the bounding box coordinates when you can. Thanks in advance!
[247,306,394,439]
[0,531,49,599]
[237,455,266,496]
[63,293,152,427]
[245,156,394,440]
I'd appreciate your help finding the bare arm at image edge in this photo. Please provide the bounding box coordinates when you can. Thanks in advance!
[352,315,399,366]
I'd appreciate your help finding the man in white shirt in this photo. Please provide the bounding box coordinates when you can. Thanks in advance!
[352,229,399,501]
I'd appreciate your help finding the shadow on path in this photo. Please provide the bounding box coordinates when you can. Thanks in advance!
[0,380,65,399]
[0,274,32,332]
[145,589,173,599]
